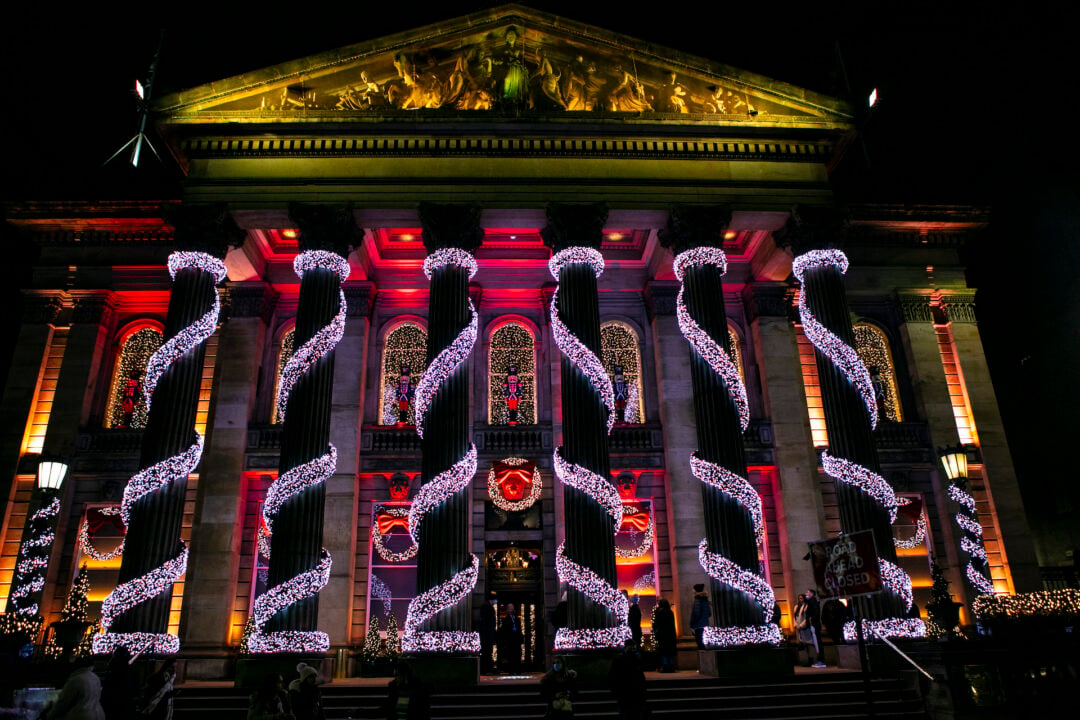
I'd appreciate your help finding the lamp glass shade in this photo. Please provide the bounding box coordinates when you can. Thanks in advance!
[37,460,68,491]
[939,448,968,481]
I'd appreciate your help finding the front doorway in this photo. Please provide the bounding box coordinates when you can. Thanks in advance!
[485,544,544,672]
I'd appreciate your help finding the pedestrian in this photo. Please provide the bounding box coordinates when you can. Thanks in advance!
[794,594,824,668]
[479,592,497,674]
[247,673,293,720]
[805,588,826,667]
[822,597,851,643]
[498,602,523,673]
[626,592,642,649]
[689,583,711,649]
[42,655,105,720]
[381,662,430,720]
[100,646,138,720]
[608,641,648,719]
[652,597,677,673]
[541,657,577,719]
[770,602,782,627]
[137,658,177,720]
[288,663,325,720]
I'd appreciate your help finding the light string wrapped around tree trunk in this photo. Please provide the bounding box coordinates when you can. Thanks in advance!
[792,247,925,641]
[9,496,61,616]
[948,481,995,595]
[673,244,780,648]
[252,249,349,654]
[94,250,226,656]
[548,243,628,650]
[404,246,480,653]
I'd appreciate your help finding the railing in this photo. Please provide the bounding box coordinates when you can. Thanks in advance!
[609,423,664,452]
[75,428,144,454]
[246,425,282,451]
[873,421,931,449]
[362,426,421,453]
[474,425,550,455]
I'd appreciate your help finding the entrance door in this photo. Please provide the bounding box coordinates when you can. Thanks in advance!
[485,545,544,672]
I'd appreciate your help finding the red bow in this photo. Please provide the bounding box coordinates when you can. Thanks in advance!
[376,512,409,535]
[621,511,650,532]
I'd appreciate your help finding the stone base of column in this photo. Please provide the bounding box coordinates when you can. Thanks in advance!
[234,655,333,689]
[177,652,235,681]
[835,642,914,673]
[405,655,479,688]
[697,646,794,677]
[557,652,615,686]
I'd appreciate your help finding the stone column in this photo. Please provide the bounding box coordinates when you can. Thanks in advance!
[745,282,827,616]
[181,282,274,664]
[105,205,244,651]
[659,206,778,646]
[542,203,625,649]
[942,296,1040,592]
[777,208,909,631]
[262,205,358,646]
[646,281,702,635]
[319,283,374,645]
[408,203,483,651]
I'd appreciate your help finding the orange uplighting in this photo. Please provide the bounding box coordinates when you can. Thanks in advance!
[281,229,298,239]
[607,232,624,241]
[723,230,737,240]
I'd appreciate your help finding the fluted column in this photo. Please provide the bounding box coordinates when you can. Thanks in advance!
[660,207,779,647]
[404,203,483,653]
[99,205,243,655]
[777,207,921,639]
[543,203,628,650]
[254,205,357,653]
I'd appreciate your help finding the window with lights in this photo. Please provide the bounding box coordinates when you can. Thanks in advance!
[105,326,163,429]
[378,322,428,426]
[488,321,537,425]
[600,321,645,424]
[853,323,903,423]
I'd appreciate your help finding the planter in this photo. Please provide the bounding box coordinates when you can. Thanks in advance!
[359,658,396,677]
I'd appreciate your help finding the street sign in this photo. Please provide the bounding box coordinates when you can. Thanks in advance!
[808,530,882,599]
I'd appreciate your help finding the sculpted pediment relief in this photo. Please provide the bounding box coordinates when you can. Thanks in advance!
[158,5,851,127]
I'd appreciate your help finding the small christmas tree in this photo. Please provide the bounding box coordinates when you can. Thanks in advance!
[926,558,961,640]
[384,613,401,659]
[239,616,257,655]
[361,615,382,663]
[61,565,90,623]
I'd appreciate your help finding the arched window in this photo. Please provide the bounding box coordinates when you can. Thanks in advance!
[854,323,903,423]
[728,326,745,384]
[270,328,296,424]
[378,322,428,426]
[488,321,537,425]
[105,326,163,429]
[600,321,645,424]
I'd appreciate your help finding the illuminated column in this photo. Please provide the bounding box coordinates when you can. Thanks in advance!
[182,282,275,661]
[403,203,482,653]
[543,203,628,650]
[253,205,357,653]
[659,207,779,648]
[777,207,923,640]
[97,205,243,655]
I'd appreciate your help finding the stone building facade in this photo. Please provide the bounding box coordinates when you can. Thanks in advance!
[0,5,1038,676]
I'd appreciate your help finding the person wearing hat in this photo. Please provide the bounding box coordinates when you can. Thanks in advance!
[288,663,325,720]
[689,582,712,649]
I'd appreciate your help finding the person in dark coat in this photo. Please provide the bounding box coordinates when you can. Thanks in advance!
[688,583,711,649]
[608,642,648,719]
[625,592,642,649]
[381,662,430,720]
[100,647,139,720]
[652,597,677,673]
[822,598,852,643]
[497,602,524,673]
[479,592,497,674]
[247,673,293,720]
[804,588,825,667]
[288,663,325,720]
[541,657,577,719]
[138,658,178,720]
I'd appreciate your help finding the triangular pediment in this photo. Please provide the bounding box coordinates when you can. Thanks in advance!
[156,4,851,129]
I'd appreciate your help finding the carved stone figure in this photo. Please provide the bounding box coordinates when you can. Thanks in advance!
[532,48,566,110]
[564,56,588,110]
[661,72,688,113]
[498,27,530,107]
[608,67,652,112]
[583,61,608,110]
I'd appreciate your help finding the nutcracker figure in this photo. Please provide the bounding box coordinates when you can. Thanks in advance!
[119,371,143,428]
[503,363,521,425]
[396,365,414,426]
[612,364,628,424]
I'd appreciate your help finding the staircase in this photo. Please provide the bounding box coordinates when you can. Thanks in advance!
[175,671,928,719]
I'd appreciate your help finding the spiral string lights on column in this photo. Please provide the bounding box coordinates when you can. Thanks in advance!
[793,249,924,641]
[674,247,780,648]
[10,497,61,616]
[548,244,628,650]
[948,483,995,595]
[249,250,349,654]
[94,251,226,656]
[403,248,481,654]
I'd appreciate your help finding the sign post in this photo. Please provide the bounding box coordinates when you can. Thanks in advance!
[808,530,882,718]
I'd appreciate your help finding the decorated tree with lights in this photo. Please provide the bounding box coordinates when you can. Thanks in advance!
[362,615,382,663]
[385,613,401,659]
[61,565,91,623]
[926,558,961,639]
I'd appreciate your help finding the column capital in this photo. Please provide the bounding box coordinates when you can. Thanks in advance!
[344,282,376,319]
[940,294,977,323]
[289,203,360,257]
[70,293,116,325]
[657,205,733,256]
[773,205,849,256]
[165,203,246,258]
[223,282,277,323]
[897,293,934,323]
[541,202,608,253]
[743,282,795,322]
[418,202,483,254]
[644,281,678,320]
[21,293,64,325]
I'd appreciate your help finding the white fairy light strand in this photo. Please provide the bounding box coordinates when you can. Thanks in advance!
[844,617,926,643]
[553,448,623,528]
[791,249,878,429]
[144,252,226,407]
[948,482,994,595]
[673,248,749,430]
[11,495,60,613]
[689,453,764,544]
[92,546,189,656]
[370,573,394,617]
[821,451,899,524]
[698,539,776,613]
[633,570,657,595]
[122,435,203,526]
[487,457,543,512]
[78,521,125,562]
[615,505,655,559]
[548,247,616,433]
[372,507,419,564]
[402,555,481,653]
[893,497,928,550]
[262,447,338,542]
[247,549,332,654]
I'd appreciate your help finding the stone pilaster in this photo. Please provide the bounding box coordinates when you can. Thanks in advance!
[181,282,275,668]
[744,282,826,615]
